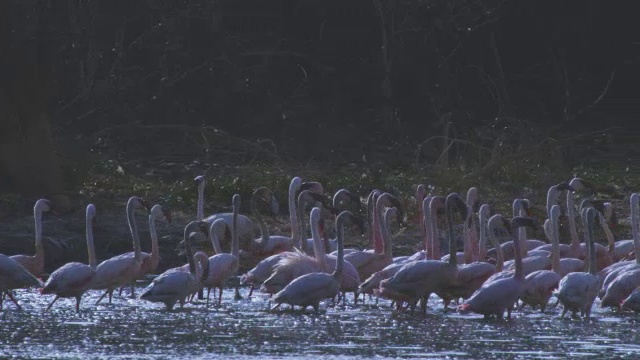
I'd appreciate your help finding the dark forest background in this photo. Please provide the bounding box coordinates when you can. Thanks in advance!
[1,0,639,199]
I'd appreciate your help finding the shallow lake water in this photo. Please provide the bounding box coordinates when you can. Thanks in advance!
[2,282,640,359]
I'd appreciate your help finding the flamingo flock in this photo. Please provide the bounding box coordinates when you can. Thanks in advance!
[3,175,640,321]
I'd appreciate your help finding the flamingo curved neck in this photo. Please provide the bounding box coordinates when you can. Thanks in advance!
[445,194,462,267]
[550,212,561,274]
[380,208,394,260]
[366,190,380,249]
[149,212,160,268]
[251,191,270,243]
[462,211,472,264]
[585,211,597,274]
[288,178,302,246]
[309,210,325,263]
[86,208,97,269]
[33,204,44,260]
[332,215,346,278]
[477,205,489,260]
[512,225,523,280]
[422,197,432,259]
[231,200,240,259]
[297,194,310,253]
[127,199,142,261]
[372,193,384,254]
[567,190,581,253]
[488,217,504,271]
[632,194,640,265]
[430,199,442,260]
[376,194,393,258]
[197,182,205,221]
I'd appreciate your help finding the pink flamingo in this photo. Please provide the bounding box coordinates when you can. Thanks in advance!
[261,206,361,300]
[41,204,98,312]
[458,216,536,319]
[270,211,356,313]
[521,205,572,312]
[377,193,466,313]
[344,193,401,281]
[437,203,497,307]
[91,196,149,304]
[240,186,323,294]
[10,199,52,278]
[139,221,208,310]
[360,196,434,297]
[201,194,242,306]
[119,204,172,297]
[555,207,600,318]
[566,177,614,270]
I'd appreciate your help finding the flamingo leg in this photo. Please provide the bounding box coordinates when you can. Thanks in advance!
[129,284,136,299]
[75,295,83,312]
[96,290,108,305]
[234,286,242,300]
[46,295,60,311]
[6,292,22,310]
[217,287,224,306]
[206,288,211,307]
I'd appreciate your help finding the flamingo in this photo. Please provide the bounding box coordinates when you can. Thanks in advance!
[437,203,497,307]
[313,188,362,254]
[201,194,242,306]
[600,194,640,300]
[566,177,614,270]
[0,253,42,310]
[91,196,149,304]
[377,193,466,313]
[119,204,172,297]
[194,175,255,250]
[139,221,209,310]
[240,186,324,294]
[10,198,52,278]
[270,210,356,313]
[488,199,544,261]
[261,206,361,300]
[608,200,637,261]
[40,204,98,312]
[261,207,328,295]
[458,216,536,319]
[621,286,640,312]
[555,207,600,318]
[521,205,571,312]
[359,195,435,297]
[344,192,399,281]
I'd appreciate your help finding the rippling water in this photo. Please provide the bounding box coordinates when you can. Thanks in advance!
[2,283,640,359]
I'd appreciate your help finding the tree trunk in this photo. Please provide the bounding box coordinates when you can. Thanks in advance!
[0,1,64,196]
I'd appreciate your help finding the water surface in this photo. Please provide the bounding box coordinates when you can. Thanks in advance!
[2,284,640,359]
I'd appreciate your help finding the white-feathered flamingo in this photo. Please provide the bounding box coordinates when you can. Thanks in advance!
[10,198,52,278]
[377,193,466,313]
[41,204,98,312]
[458,216,536,319]
[0,254,42,310]
[119,204,172,297]
[201,194,242,306]
[194,175,255,250]
[91,196,149,304]
[556,207,601,318]
[240,186,324,294]
[139,221,208,310]
[600,194,640,300]
[270,210,356,313]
